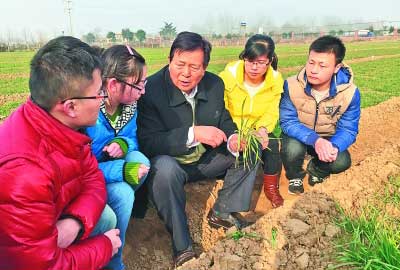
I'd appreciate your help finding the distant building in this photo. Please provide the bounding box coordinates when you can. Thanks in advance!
[358,29,374,37]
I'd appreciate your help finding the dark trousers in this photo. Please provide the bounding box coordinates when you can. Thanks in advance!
[261,133,282,175]
[146,146,258,254]
[281,134,351,180]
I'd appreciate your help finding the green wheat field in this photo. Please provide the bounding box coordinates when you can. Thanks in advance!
[1,39,399,119]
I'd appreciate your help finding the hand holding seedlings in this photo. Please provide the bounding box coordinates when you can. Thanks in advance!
[228,133,246,152]
[255,127,269,150]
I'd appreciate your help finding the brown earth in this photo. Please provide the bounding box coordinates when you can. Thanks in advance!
[0,93,29,107]
[123,97,400,269]
[0,73,30,80]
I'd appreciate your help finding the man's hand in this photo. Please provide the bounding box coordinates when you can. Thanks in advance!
[104,229,122,256]
[330,146,339,161]
[314,138,338,162]
[193,126,227,148]
[56,218,82,248]
[138,164,150,179]
[228,133,246,153]
[255,127,269,150]
[103,142,124,158]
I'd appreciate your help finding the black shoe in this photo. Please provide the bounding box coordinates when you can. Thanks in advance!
[288,178,304,194]
[207,208,253,230]
[173,248,196,268]
[308,174,326,186]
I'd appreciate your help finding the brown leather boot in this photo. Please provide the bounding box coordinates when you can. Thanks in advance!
[263,174,284,208]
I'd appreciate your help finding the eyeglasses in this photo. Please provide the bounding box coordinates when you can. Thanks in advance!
[60,89,108,103]
[116,78,147,92]
[244,59,270,68]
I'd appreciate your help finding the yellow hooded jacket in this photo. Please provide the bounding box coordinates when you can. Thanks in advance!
[219,60,284,132]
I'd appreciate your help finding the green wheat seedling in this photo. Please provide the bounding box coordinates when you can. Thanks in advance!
[235,97,262,170]
[382,176,400,207]
[271,227,278,249]
[331,177,400,270]
[332,208,400,269]
[227,230,264,242]
[235,98,282,170]
[227,227,279,249]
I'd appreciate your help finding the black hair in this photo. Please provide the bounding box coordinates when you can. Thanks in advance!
[309,35,346,65]
[101,45,146,86]
[91,45,106,57]
[169,31,212,67]
[239,34,278,70]
[29,36,102,111]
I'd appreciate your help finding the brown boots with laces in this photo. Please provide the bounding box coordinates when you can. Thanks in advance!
[263,174,284,208]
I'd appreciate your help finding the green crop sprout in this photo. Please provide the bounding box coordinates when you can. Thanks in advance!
[227,230,263,241]
[235,97,263,170]
[271,227,278,249]
[235,97,281,170]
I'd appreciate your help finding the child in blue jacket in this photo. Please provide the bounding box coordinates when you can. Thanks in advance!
[86,45,150,270]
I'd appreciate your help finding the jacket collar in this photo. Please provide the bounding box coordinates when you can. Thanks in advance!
[25,99,91,155]
[99,101,136,133]
[163,65,208,107]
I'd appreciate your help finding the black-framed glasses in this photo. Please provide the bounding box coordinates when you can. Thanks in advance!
[60,89,108,103]
[116,78,147,92]
[244,59,270,68]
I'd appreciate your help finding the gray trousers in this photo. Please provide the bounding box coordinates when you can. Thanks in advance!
[146,146,258,254]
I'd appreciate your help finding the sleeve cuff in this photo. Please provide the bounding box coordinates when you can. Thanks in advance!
[59,215,84,242]
[123,162,141,186]
[331,141,342,152]
[110,138,129,155]
[187,126,200,148]
[306,132,320,147]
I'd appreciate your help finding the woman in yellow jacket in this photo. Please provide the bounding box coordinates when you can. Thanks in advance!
[219,34,284,208]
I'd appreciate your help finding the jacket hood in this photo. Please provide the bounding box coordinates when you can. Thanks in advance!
[296,63,355,97]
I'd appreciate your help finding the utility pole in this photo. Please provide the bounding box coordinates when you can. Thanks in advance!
[64,0,73,36]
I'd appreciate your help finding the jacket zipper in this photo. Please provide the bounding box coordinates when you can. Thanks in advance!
[192,100,196,126]
[249,96,254,113]
[313,99,319,130]
[101,109,135,136]
[313,96,334,131]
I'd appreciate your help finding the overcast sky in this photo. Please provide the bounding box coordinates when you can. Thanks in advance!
[1,0,399,39]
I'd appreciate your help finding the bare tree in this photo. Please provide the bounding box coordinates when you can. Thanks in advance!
[6,29,14,52]
[22,28,31,50]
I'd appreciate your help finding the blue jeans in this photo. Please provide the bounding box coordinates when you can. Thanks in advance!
[90,204,117,236]
[106,151,150,270]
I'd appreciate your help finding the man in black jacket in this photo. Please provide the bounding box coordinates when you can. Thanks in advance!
[137,32,258,267]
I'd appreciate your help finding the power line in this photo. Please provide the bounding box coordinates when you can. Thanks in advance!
[64,0,73,36]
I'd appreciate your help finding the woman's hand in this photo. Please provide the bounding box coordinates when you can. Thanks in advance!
[256,127,269,150]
